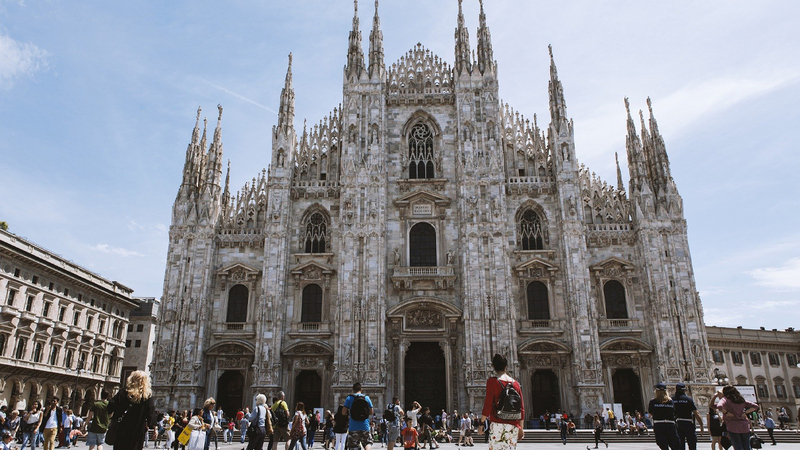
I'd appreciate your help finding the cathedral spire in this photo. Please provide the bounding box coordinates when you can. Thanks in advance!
[277,53,295,134]
[647,97,672,184]
[624,97,647,193]
[548,45,568,130]
[454,0,472,75]
[476,0,494,76]
[615,152,625,192]
[368,0,385,80]
[191,106,202,145]
[222,159,231,207]
[205,104,224,190]
[346,0,365,80]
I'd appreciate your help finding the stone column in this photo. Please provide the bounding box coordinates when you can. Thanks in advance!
[398,340,408,403]
[440,339,452,411]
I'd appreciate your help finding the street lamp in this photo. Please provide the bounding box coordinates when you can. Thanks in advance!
[712,368,729,386]
[71,360,85,411]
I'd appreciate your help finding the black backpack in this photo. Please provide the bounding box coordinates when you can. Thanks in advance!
[383,404,396,422]
[495,378,522,420]
[350,394,370,421]
[274,403,290,428]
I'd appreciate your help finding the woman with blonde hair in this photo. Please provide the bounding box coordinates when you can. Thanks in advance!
[108,370,157,450]
[201,398,218,450]
[647,383,680,450]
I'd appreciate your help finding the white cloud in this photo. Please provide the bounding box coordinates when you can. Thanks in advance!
[90,243,144,258]
[748,258,800,291]
[0,32,48,89]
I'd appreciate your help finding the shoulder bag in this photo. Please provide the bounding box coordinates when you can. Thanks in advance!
[105,401,129,445]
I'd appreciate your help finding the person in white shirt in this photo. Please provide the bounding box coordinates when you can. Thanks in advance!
[408,403,421,431]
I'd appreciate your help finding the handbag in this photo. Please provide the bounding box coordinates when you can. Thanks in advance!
[188,430,206,450]
[178,426,193,445]
[105,404,130,445]
[246,406,261,440]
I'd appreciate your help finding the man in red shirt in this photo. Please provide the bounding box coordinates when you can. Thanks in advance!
[481,354,524,450]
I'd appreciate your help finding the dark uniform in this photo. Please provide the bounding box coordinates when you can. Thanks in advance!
[672,385,698,450]
[648,384,681,450]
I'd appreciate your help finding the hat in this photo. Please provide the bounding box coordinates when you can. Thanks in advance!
[675,383,686,391]
[655,382,667,390]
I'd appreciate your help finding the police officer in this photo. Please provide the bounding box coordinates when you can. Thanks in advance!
[648,383,681,450]
[672,383,704,450]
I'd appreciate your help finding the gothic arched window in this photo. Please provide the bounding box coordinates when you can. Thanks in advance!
[409,222,437,267]
[226,284,249,323]
[408,123,435,179]
[527,281,550,320]
[301,284,323,323]
[304,212,328,253]
[603,280,628,319]
[519,209,544,250]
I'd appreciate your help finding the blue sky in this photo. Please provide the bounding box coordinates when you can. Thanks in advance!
[1,0,798,329]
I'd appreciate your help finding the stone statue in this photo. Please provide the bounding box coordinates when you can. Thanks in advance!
[393,247,400,266]
[446,249,454,266]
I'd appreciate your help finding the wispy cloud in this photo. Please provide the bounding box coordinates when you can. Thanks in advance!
[197,77,277,114]
[748,258,800,291]
[0,32,48,89]
[90,243,144,258]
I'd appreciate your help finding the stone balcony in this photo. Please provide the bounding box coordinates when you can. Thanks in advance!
[391,266,456,291]
[287,321,333,338]
[0,303,21,318]
[518,319,565,336]
[598,318,643,334]
[506,176,555,195]
[213,322,256,338]
[290,180,340,199]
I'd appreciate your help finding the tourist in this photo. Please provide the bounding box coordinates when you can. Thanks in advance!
[332,406,347,450]
[401,418,417,450]
[418,408,437,449]
[407,403,420,432]
[459,414,472,447]
[385,398,403,450]
[2,430,16,450]
[287,403,308,450]
[764,415,776,446]
[481,354,524,450]
[201,399,219,450]
[589,414,607,449]
[707,404,722,450]
[85,391,111,450]
[107,371,158,450]
[246,394,272,450]
[39,398,63,450]
[716,387,758,450]
[4,411,19,438]
[240,409,250,445]
[342,383,374,450]
[269,393,290,450]
[306,410,319,449]
[225,418,234,444]
[559,417,568,445]
[322,411,334,450]
[648,383,680,450]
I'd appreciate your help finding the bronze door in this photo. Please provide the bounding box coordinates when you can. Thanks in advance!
[404,342,446,414]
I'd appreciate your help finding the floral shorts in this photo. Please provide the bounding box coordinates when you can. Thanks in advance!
[488,422,519,450]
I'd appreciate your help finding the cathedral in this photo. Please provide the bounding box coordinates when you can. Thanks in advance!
[151,0,715,419]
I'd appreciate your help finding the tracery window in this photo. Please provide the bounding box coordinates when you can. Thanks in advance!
[301,284,322,323]
[409,222,437,267]
[603,280,628,319]
[518,209,544,250]
[408,123,435,179]
[526,281,550,321]
[226,284,248,323]
[303,212,328,253]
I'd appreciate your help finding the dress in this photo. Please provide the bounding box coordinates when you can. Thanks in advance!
[107,391,157,450]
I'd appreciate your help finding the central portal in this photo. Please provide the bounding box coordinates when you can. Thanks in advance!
[404,342,446,414]
[217,371,244,416]
[294,370,322,411]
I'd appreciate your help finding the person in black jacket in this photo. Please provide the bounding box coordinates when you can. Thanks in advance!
[39,397,63,450]
[108,370,157,450]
